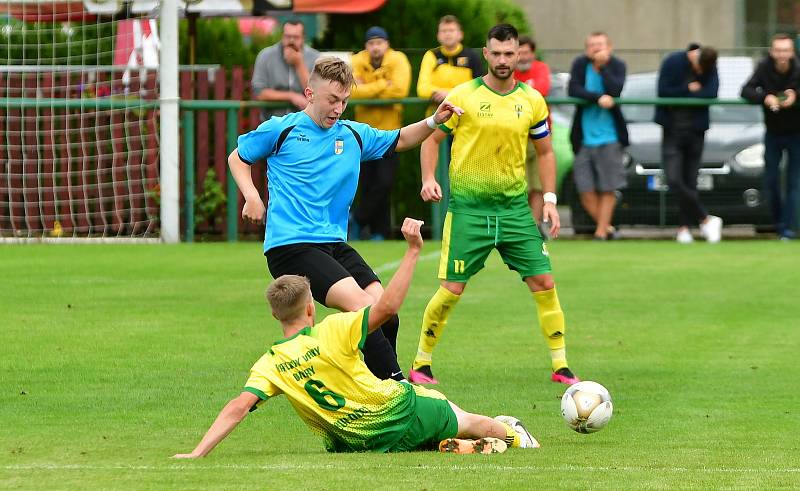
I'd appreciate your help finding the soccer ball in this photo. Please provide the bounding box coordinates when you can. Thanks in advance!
[560,381,613,433]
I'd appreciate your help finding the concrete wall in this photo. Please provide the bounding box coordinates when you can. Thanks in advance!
[518,0,736,51]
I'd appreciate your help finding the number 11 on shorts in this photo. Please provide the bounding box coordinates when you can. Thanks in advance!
[453,259,465,274]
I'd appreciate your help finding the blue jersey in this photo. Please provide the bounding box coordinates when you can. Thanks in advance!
[237,111,400,252]
[581,64,618,147]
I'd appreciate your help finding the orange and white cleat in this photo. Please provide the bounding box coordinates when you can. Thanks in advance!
[438,437,507,454]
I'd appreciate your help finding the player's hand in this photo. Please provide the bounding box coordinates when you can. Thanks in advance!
[780,89,796,108]
[172,453,200,459]
[420,179,442,202]
[688,81,702,93]
[242,197,266,224]
[432,100,464,124]
[400,217,424,250]
[597,94,615,109]
[542,202,560,239]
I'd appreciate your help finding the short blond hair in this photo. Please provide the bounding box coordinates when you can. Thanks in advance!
[309,56,355,89]
[266,275,312,322]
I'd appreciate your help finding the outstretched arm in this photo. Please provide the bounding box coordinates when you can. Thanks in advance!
[173,391,260,459]
[367,218,424,331]
[395,100,463,152]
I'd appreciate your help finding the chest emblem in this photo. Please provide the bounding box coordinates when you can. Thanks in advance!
[335,138,344,155]
[514,104,523,118]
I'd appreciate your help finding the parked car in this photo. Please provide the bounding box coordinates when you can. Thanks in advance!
[550,57,773,233]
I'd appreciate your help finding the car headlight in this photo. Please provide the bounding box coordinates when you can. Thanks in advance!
[733,143,765,171]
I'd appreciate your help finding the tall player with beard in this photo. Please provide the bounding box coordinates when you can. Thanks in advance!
[408,24,581,387]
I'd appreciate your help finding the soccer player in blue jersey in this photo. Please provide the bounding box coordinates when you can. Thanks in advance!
[228,57,462,382]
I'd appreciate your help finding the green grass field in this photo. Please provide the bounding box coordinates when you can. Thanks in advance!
[2,240,799,489]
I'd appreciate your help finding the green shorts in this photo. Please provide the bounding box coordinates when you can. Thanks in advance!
[439,208,552,282]
[388,386,458,452]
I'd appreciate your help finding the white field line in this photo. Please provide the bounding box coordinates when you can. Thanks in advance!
[373,251,440,274]
[3,463,800,473]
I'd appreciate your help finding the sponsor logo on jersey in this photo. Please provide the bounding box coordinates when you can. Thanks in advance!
[478,102,492,118]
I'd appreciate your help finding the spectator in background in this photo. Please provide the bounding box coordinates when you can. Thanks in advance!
[741,33,800,241]
[656,43,722,244]
[349,27,412,240]
[417,15,484,112]
[568,32,628,240]
[252,19,320,121]
[514,36,551,222]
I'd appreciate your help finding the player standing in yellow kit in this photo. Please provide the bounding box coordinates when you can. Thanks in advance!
[409,24,581,386]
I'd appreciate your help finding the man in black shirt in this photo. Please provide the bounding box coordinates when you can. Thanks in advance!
[655,44,722,244]
[741,34,800,240]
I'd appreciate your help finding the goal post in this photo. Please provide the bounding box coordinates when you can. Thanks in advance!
[0,0,181,242]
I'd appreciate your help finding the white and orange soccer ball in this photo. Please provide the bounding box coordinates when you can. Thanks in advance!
[560,381,613,433]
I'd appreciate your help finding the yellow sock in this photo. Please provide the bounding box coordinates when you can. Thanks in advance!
[412,286,461,370]
[533,287,568,372]
[500,422,520,448]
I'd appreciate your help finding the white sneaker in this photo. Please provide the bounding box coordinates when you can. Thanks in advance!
[494,415,540,448]
[700,215,723,243]
[676,228,694,244]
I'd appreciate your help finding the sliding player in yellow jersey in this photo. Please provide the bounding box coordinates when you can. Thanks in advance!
[409,24,581,386]
[174,218,538,457]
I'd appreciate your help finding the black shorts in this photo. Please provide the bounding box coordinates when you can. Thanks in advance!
[265,242,380,306]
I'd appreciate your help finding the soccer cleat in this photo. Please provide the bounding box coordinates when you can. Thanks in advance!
[676,228,694,244]
[439,437,507,454]
[494,415,540,449]
[551,367,580,385]
[409,365,438,384]
[700,215,723,243]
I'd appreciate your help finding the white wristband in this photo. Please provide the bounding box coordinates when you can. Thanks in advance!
[425,116,437,129]
[543,192,557,205]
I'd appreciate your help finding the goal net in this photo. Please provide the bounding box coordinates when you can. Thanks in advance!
[0,2,161,241]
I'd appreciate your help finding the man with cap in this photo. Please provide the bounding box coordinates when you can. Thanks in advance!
[349,27,412,241]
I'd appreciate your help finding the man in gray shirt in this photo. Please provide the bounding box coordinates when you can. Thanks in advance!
[252,19,320,121]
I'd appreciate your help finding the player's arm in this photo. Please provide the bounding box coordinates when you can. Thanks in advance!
[228,149,265,224]
[367,218,424,332]
[173,391,260,459]
[395,99,463,152]
[420,129,446,202]
[532,134,560,239]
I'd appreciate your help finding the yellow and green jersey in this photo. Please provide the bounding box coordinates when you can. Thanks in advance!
[244,307,431,452]
[440,78,550,215]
